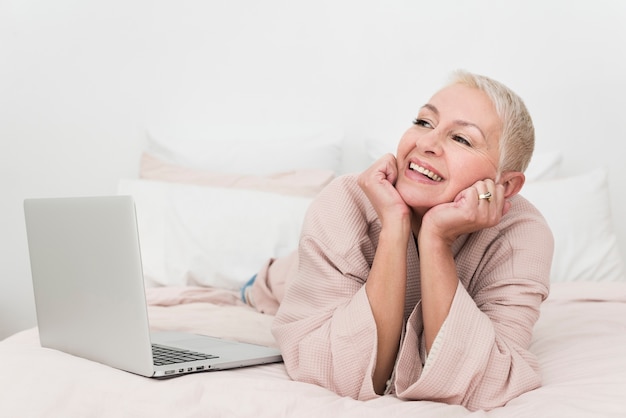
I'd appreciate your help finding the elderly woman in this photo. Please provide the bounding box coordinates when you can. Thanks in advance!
[244,70,553,411]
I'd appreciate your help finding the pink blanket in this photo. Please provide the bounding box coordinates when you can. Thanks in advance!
[1,282,625,417]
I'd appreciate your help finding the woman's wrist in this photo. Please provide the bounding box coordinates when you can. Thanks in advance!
[379,213,412,246]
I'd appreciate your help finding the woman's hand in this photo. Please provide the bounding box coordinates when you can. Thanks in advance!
[357,154,411,231]
[420,179,510,246]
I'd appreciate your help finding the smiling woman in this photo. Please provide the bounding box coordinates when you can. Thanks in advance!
[245,70,553,411]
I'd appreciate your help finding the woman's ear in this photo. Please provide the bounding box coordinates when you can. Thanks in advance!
[499,171,525,199]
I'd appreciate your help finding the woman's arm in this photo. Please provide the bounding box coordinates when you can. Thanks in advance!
[418,180,507,352]
[393,194,552,411]
[364,221,410,393]
[272,174,399,400]
[358,154,413,393]
[273,157,414,399]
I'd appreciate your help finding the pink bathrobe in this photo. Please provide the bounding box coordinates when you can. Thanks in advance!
[250,174,553,411]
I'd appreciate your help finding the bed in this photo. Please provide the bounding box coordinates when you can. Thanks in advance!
[2,130,626,417]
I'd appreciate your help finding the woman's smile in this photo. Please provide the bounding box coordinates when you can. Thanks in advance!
[408,161,444,182]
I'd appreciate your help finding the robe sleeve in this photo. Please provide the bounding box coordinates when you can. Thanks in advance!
[393,246,551,411]
[271,175,383,400]
[272,234,380,400]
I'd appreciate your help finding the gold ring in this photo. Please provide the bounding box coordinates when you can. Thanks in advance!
[478,191,492,201]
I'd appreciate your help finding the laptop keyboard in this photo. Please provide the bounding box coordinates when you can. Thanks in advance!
[152,343,219,366]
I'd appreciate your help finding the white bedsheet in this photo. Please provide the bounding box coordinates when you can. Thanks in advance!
[1,282,625,418]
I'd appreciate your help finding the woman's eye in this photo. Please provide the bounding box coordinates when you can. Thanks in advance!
[413,118,432,128]
[453,135,471,147]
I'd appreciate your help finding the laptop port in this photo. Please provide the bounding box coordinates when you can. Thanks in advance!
[196,366,205,371]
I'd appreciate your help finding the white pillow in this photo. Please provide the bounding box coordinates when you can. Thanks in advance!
[364,138,562,182]
[146,127,344,176]
[521,168,625,282]
[117,179,313,289]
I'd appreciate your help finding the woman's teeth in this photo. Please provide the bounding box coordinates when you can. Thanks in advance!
[409,162,443,182]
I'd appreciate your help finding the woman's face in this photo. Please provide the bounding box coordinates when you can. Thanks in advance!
[395,83,502,216]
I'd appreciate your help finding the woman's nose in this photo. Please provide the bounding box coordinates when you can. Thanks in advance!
[416,129,443,155]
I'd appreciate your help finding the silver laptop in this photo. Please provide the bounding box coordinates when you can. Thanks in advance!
[23,195,282,378]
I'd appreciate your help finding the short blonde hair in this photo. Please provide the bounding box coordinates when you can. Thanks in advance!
[448,70,535,175]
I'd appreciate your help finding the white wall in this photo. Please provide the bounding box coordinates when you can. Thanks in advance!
[2,0,625,339]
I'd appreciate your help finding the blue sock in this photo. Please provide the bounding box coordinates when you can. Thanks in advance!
[241,274,257,304]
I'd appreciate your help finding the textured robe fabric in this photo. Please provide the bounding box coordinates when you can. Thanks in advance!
[252,174,553,411]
